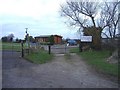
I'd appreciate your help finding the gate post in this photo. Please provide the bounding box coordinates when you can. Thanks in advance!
[48,45,51,54]
[65,43,67,54]
[79,43,82,52]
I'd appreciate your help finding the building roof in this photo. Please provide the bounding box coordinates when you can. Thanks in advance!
[35,35,51,38]
[35,35,62,38]
[54,35,62,38]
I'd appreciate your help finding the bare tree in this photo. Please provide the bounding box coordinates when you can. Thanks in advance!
[98,1,120,39]
[97,1,120,53]
[99,1,120,61]
[7,33,14,42]
[60,1,102,50]
[61,2,87,28]
[60,0,120,50]
[108,2,120,38]
[61,1,99,28]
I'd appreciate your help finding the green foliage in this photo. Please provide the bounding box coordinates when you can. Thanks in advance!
[1,34,14,42]
[29,36,35,42]
[1,36,8,42]
[15,38,19,42]
[49,35,54,45]
[24,50,53,64]
[70,48,79,53]
[25,35,35,42]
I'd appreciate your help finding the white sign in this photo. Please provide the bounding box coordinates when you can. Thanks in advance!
[81,36,92,42]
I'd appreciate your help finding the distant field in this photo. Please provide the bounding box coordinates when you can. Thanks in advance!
[1,42,27,51]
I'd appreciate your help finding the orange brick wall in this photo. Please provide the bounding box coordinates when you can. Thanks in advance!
[35,35,62,44]
[54,36,62,44]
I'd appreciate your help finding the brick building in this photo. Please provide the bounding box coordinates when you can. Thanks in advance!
[35,35,62,44]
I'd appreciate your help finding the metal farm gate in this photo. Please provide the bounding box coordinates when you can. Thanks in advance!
[50,44,69,54]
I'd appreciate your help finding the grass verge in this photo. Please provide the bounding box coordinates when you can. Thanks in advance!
[70,48,118,77]
[70,47,79,53]
[24,50,53,64]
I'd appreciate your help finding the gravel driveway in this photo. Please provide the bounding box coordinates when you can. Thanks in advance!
[2,50,118,88]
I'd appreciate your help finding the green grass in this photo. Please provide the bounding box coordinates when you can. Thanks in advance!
[1,42,53,64]
[24,50,53,64]
[1,42,27,51]
[70,47,80,53]
[70,48,118,77]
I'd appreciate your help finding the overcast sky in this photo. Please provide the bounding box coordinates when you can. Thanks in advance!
[0,0,118,40]
[0,0,79,39]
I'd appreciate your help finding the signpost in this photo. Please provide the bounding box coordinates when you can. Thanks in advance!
[81,36,92,42]
[80,36,92,52]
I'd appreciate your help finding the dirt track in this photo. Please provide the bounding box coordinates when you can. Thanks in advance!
[2,51,118,88]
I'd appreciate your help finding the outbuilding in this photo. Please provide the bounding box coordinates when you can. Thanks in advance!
[35,35,62,44]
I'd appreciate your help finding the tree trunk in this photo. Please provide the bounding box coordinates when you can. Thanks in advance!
[92,33,101,50]
[83,26,102,50]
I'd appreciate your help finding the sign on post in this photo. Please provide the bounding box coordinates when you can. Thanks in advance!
[81,36,92,42]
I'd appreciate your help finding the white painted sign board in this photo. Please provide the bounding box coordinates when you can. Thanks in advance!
[81,36,92,42]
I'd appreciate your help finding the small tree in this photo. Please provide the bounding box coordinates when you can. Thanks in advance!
[29,36,35,43]
[15,38,19,43]
[1,36,8,42]
[49,35,54,45]
[7,33,14,42]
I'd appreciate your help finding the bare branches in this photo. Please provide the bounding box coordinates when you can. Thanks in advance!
[99,1,120,38]
[60,0,120,39]
[67,1,98,27]
[61,2,85,28]
[60,1,99,28]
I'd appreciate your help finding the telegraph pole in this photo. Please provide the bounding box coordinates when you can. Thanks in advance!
[25,28,30,48]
